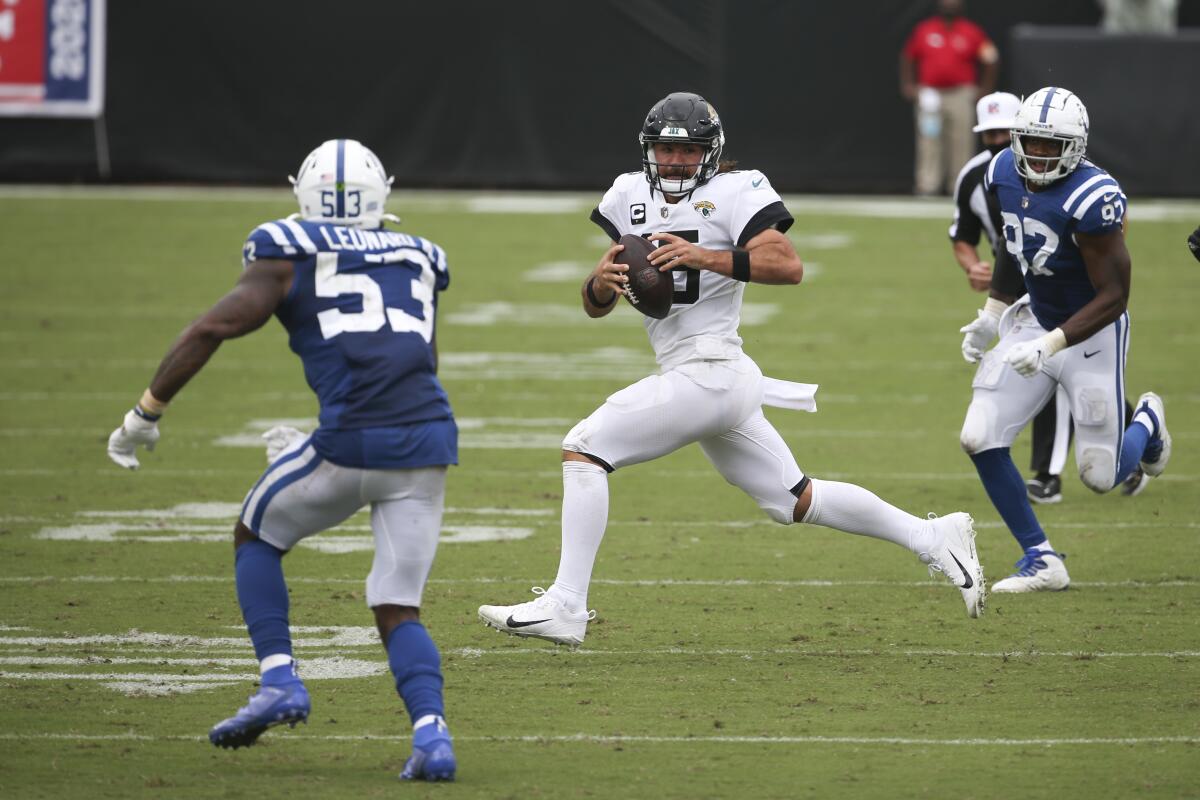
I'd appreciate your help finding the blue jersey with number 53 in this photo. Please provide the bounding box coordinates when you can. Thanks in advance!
[242,217,456,469]
[984,148,1127,330]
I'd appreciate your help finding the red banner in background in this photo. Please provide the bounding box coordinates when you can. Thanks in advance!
[0,0,104,116]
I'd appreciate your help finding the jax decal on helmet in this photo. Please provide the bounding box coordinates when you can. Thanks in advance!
[1010,87,1090,187]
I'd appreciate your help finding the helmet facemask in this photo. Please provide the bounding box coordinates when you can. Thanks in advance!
[1010,88,1089,187]
[1012,132,1084,186]
[640,132,724,196]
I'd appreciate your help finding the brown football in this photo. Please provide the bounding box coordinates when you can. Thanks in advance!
[615,233,673,319]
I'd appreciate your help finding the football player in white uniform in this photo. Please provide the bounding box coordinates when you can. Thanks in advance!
[478,92,986,643]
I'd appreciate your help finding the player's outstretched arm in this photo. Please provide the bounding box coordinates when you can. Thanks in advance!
[649,228,803,285]
[581,241,628,318]
[106,259,294,470]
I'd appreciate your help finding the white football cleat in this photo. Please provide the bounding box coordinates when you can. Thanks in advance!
[991,549,1070,593]
[920,512,985,618]
[1135,392,1171,477]
[478,587,595,646]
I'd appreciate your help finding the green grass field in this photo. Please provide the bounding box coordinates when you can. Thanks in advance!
[1,187,1197,799]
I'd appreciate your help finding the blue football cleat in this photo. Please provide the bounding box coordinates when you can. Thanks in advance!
[209,678,310,749]
[400,716,456,782]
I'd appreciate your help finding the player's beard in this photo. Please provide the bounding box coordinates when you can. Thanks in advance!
[986,142,1009,156]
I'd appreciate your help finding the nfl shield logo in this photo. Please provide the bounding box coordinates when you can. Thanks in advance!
[660,206,669,220]
[1021,197,1030,209]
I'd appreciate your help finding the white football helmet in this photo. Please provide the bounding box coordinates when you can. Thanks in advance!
[1010,87,1089,186]
[289,139,394,228]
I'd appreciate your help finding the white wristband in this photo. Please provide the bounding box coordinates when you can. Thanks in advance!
[1041,327,1068,357]
[982,297,1008,322]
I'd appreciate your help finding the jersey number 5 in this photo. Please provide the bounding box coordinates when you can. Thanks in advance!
[1001,212,1060,277]
[314,251,436,342]
[649,229,700,305]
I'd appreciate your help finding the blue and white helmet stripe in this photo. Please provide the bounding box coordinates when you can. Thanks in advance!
[335,139,346,219]
[290,139,394,229]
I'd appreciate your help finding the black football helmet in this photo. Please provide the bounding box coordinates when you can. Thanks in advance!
[639,92,725,196]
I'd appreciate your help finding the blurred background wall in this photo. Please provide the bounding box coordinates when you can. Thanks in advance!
[2,0,1197,194]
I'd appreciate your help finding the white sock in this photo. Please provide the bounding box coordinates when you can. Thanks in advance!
[259,653,294,674]
[800,478,935,554]
[549,460,609,613]
[1133,409,1157,437]
[1032,540,1056,554]
[413,714,443,731]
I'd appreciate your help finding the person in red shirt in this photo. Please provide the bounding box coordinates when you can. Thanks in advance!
[900,0,999,196]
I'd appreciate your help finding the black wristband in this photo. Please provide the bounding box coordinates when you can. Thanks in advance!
[586,277,617,307]
[731,249,751,282]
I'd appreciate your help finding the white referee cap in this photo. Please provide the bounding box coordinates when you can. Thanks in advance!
[973,92,1021,132]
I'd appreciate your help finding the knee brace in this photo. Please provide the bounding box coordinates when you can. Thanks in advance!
[1078,448,1116,493]
[960,400,994,455]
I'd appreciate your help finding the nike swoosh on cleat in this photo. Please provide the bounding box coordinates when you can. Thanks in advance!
[505,615,552,628]
[949,552,974,589]
[1083,350,1100,358]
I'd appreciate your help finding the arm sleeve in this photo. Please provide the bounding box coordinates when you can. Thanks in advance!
[241,220,312,267]
[590,181,627,242]
[989,240,1025,297]
[949,176,983,245]
[1073,183,1128,235]
[731,172,794,247]
[422,238,450,292]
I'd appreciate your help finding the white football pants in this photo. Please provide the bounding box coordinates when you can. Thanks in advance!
[961,299,1131,492]
[239,436,446,608]
[562,356,806,523]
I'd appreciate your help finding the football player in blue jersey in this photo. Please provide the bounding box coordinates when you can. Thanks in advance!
[106,139,458,781]
[957,88,1172,593]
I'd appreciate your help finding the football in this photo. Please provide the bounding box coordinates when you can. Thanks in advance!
[615,233,673,319]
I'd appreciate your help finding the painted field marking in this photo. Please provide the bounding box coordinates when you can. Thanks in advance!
[2,575,1196,589]
[4,185,1196,221]
[29,501,540,550]
[0,732,1195,747]
[0,620,1193,699]
[0,625,391,695]
[210,417,577,451]
[523,261,590,283]
[444,301,779,327]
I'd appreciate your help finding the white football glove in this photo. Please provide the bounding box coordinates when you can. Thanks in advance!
[107,409,160,470]
[262,425,307,463]
[959,308,1000,363]
[1004,329,1068,378]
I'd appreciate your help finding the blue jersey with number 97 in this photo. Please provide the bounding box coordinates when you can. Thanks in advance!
[242,217,456,469]
[984,148,1127,331]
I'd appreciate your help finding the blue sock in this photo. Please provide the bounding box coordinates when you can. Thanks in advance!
[235,539,292,662]
[1116,420,1152,484]
[386,621,445,724]
[969,448,1047,550]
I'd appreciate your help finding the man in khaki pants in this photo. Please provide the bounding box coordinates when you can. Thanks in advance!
[900,0,998,196]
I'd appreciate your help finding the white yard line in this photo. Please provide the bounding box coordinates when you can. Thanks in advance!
[2,185,1196,221]
[1,575,1196,588]
[0,732,1194,747]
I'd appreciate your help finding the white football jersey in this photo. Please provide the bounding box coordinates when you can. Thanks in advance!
[592,170,793,369]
